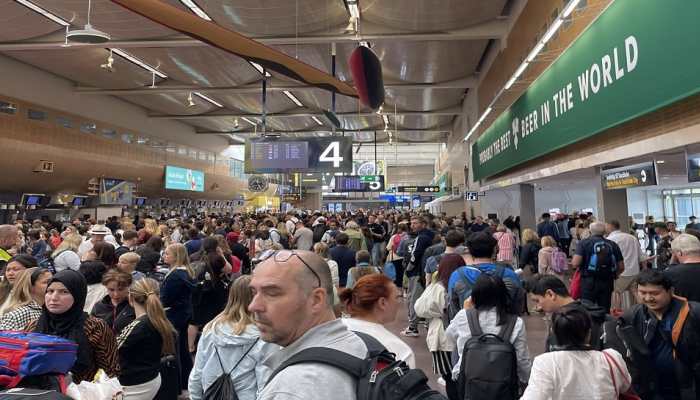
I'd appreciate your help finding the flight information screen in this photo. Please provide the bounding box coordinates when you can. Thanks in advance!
[245,137,352,173]
[334,175,385,192]
[249,141,309,171]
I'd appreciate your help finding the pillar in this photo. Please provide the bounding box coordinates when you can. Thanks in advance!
[595,167,630,231]
[519,183,537,231]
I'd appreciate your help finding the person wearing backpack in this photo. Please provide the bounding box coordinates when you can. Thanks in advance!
[447,232,525,321]
[520,307,631,399]
[188,275,278,400]
[445,274,531,400]
[251,250,445,400]
[537,236,567,279]
[572,222,625,313]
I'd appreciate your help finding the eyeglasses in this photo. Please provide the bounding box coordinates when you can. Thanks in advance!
[259,250,322,288]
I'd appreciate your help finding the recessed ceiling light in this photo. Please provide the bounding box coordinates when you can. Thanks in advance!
[15,0,69,26]
[283,90,304,107]
[178,0,212,21]
[249,61,272,77]
[193,92,223,108]
[111,49,167,78]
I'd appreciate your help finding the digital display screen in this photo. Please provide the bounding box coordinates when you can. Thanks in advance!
[250,141,308,171]
[334,176,385,192]
[245,137,352,173]
[25,195,41,206]
[71,197,86,206]
[688,153,700,183]
[165,166,204,192]
[134,198,146,206]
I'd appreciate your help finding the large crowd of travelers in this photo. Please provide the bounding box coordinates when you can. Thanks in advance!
[0,209,697,399]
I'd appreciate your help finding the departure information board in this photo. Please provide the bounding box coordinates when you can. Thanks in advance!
[334,175,385,192]
[250,141,308,170]
[245,137,352,173]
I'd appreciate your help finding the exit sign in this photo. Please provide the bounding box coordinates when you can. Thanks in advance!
[360,175,379,182]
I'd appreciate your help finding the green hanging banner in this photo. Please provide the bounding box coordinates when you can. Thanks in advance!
[471,0,700,181]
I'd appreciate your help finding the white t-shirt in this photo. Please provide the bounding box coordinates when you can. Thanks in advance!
[77,239,93,258]
[607,230,643,276]
[342,318,416,368]
[53,250,81,272]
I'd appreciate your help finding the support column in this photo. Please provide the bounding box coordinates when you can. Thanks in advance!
[595,167,630,231]
[299,190,322,211]
[519,183,537,231]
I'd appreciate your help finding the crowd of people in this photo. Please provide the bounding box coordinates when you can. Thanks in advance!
[0,208,697,399]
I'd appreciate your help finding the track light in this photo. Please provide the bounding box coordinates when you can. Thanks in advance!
[100,49,115,72]
[187,92,196,107]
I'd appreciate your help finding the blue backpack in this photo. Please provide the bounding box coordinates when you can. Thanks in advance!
[585,240,617,278]
[0,332,77,389]
[447,264,526,320]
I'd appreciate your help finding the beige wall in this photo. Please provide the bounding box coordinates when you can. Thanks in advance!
[0,53,228,152]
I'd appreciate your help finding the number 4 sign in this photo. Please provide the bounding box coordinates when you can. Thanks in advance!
[319,141,344,167]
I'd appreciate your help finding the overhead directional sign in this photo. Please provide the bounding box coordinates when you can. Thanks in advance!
[602,161,657,190]
[335,176,385,192]
[465,191,479,201]
[398,186,440,193]
[360,175,381,182]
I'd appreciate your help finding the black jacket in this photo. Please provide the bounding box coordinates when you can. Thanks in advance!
[135,247,160,273]
[405,229,435,278]
[519,242,541,271]
[90,295,135,335]
[545,300,617,352]
[616,298,700,400]
[118,316,164,386]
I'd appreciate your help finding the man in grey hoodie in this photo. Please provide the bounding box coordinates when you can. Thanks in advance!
[250,250,368,400]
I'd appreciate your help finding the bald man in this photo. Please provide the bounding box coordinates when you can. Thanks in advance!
[250,250,368,400]
[0,225,18,270]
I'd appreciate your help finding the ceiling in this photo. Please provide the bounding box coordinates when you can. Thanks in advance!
[0,0,525,152]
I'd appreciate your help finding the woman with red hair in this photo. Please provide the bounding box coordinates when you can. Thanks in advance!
[339,274,415,368]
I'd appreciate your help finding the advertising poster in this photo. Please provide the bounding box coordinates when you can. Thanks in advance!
[100,178,135,205]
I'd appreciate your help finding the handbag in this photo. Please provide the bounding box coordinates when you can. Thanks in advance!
[569,268,582,299]
[603,351,641,400]
[203,338,259,400]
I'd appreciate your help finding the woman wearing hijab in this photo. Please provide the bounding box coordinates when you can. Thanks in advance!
[27,269,120,383]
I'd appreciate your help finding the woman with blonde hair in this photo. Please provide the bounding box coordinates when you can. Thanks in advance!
[118,278,176,399]
[189,275,278,400]
[538,236,565,279]
[0,267,51,330]
[52,233,83,272]
[493,224,515,266]
[160,243,196,394]
[519,228,541,274]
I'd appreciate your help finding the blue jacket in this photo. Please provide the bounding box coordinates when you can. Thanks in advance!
[188,323,278,400]
[537,221,560,241]
[329,245,356,287]
[448,263,522,298]
[160,268,196,328]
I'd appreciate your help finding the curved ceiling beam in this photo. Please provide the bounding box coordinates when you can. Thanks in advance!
[109,0,357,98]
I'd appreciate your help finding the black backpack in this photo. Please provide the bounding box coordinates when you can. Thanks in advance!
[267,332,446,400]
[203,338,259,400]
[585,240,617,277]
[458,309,519,400]
[0,389,71,400]
[313,225,328,244]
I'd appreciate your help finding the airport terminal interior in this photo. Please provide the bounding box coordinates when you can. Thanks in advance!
[0,0,699,399]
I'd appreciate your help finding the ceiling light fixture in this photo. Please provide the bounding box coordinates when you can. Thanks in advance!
[656,160,665,164]
[359,41,370,47]
[187,92,196,107]
[283,90,304,107]
[193,92,223,108]
[249,61,272,77]
[346,0,360,19]
[100,49,114,72]
[311,116,324,126]
[464,0,581,142]
[178,0,212,21]
[241,117,257,126]
[15,0,70,26]
[562,0,582,18]
[66,0,111,44]
[110,48,167,78]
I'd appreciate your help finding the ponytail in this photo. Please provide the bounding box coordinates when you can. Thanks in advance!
[130,278,176,355]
